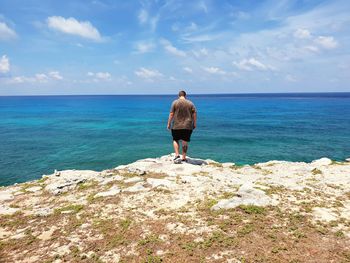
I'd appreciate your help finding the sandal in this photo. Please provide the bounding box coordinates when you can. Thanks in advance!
[173,155,182,164]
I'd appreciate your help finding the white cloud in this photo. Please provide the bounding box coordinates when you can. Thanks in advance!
[286,74,297,82]
[304,45,319,53]
[233,58,275,71]
[134,41,155,53]
[160,39,186,57]
[5,70,63,84]
[135,67,163,80]
[183,67,193,73]
[87,71,112,81]
[0,55,10,73]
[182,34,219,43]
[47,16,103,41]
[0,22,17,41]
[149,15,159,32]
[192,48,208,58]
[138,9,148,24]
[49,71,63,80]
[202,66,226,75]
[138,9,159,31]
[95,72,111,80]
[230,11,251,20]
[35,73,49,82]
[314,36,338,49]
[197,1,208,13]
[186,22,198,31]
[294,28,311,39]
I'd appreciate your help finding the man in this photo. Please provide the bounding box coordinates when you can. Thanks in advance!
[167,90,197,164]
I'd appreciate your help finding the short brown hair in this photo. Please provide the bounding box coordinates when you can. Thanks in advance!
[178,90,186,97]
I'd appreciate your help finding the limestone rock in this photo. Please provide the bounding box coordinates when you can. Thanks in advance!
[26,186,42,192]
[311,157,332,166]
[44,170,100,195]
[94,186,121,198]
[0,204,19,215]
[123,182,148,192]
[211,183,274,210]
[146,178,176,189]
[0,189,14,201]
[124,177,143,184]
[34,207,54,217]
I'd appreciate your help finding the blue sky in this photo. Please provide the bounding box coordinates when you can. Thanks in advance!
[0,0,349,95]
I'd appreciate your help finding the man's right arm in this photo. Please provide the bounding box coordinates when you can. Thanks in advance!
[167,112,174,130]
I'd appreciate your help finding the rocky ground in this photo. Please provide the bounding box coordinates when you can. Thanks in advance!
[0,155,349,263]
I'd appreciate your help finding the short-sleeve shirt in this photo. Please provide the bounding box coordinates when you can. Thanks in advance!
[170,99,196,130]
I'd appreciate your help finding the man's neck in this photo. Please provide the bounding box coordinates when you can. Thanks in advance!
[179,96,186,100]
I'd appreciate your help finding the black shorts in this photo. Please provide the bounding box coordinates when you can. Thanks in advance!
[171,129,193,142]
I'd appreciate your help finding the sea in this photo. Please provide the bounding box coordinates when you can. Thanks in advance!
[0,93,349,186]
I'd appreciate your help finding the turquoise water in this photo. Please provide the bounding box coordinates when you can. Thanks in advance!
[0,93,349,186]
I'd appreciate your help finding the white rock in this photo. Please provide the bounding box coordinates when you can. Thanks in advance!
[346,158,350,162]
[0,204,19,215]
[0,189,14,201]
[126,167,146,175]
[94,186,121,198]
[45,170,100,195]
[34,207,54,217]
[99,176,124,185]
[25,186,42,192]
[312,207,338,222]
[124,177,143,184]
[212,183,275,210]
[123,182,148,192]
[311,157,332,166]
[38,226,57,241]
[147,178,176,189]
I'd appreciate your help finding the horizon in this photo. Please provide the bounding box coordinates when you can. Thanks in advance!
[0,0,350,95]
[1,91,350,97]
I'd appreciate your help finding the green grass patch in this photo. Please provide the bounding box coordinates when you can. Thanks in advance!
[54,204,84,214]
[138,235,161,246]
[239,205,266,214]
[119,218,132,232]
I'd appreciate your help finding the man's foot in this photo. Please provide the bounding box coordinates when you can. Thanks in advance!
[181,158,188,163]
[174,155,181,164]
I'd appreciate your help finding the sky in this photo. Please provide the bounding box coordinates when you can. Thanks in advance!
[0,0,349,95]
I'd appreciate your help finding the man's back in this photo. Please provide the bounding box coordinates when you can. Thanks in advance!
[170,99,196,130]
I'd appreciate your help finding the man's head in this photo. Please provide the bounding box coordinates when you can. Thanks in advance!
[178,90,186,97]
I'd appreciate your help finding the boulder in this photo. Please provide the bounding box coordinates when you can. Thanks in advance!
[311,157,332,166]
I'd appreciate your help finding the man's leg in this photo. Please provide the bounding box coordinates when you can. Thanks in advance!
[181,140,188,160]
[173,140,180,157]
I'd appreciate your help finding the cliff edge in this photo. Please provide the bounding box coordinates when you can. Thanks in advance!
[1,155,349,262]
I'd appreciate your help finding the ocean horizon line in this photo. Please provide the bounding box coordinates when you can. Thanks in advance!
[1,91,350,98]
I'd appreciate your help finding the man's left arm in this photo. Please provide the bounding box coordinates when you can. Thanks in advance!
[192,104,197,129]
[193,111,197,130]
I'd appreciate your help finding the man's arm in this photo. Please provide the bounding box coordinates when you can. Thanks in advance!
[193,111,197,129]
[167,112,174,130]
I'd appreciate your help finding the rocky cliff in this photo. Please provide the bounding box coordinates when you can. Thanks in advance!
[0,155,349,262]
